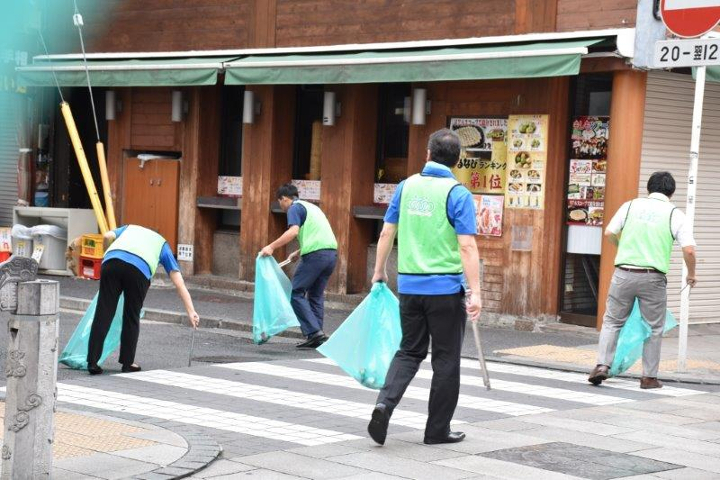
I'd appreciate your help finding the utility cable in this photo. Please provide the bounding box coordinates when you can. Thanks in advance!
[36,29,65,103]
[72,0,100,142]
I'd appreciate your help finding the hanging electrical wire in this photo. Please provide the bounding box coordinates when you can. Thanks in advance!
[72,0,100,143]
[36,28,65,103]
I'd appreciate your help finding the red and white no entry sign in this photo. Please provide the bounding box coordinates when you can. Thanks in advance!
[661,0,720,38]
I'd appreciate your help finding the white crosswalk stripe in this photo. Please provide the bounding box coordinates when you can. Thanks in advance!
[458,359,702,397]
[217,362,553,416]
[56,383,361,446]
[307,358,634,406]
[118,369,434,429]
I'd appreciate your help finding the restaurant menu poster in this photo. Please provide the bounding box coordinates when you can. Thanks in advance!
[374,183,398,205]
[217,176,242,197]
[504,115,549,210]
[567,116,609,226]
[291,179,321,201]
[449,117,508,195]
[473,194,504,237]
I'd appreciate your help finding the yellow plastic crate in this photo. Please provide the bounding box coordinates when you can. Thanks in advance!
[81,234,104,259]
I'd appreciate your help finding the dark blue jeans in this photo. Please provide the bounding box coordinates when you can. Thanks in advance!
[291,249,337,337]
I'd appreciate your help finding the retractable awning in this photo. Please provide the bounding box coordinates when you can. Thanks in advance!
[16,57,236,87]
[224,38,607,85]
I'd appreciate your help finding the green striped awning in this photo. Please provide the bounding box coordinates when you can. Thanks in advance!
[16,57,235,87]
[224,38,606,85]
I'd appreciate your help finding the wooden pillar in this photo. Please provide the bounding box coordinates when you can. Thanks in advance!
[106,88,132,223]
[239,85,295,281]
[320,84,378,294]
[596,70,648,329]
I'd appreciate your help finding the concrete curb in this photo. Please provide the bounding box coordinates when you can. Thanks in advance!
[130,426,222,479]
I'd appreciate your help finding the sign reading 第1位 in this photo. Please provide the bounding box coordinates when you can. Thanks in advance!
[661,0,720,38]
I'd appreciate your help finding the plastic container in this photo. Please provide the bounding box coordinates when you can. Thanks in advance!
[31,224,68,271]
[11,224,33,258]
[81,234,104,259]
[80,256,101,280]
[34,191,49,207]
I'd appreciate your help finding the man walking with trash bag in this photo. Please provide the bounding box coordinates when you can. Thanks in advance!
[87,224,200,375]
[260,183,338,349]
[367,128,482,446]
[589,171,697,389]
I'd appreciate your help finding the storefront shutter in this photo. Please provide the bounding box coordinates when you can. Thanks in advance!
[0,92,19,227]
[640,71,720,324]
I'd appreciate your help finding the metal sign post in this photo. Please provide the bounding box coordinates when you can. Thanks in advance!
[678,65,706,372]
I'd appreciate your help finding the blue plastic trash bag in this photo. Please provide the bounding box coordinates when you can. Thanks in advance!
[610,299,678,376]
[253,256,301,344]
[317,282,402,389]
[59,293,125,370]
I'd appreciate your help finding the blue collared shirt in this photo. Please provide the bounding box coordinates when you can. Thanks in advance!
[103,225,180,279]
[384,161,477,295]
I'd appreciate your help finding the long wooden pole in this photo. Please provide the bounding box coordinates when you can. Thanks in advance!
[95,142,117,230]
[60,102,109,234]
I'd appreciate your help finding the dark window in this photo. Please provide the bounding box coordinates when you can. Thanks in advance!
[375,83,410,182]
[292,86,324,180]
[219,86,244,176]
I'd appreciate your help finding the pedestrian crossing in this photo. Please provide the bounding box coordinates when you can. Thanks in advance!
[50,357,709,450]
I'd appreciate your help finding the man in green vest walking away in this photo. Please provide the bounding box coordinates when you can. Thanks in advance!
[589,172,697,389]
[260,184,338,349]
[367,129,482,446]
[87,224,200,375]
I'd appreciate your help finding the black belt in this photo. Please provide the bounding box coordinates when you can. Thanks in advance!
[617,266,663,274]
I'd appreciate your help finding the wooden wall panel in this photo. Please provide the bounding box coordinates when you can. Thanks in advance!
[57,0,252,53]
[515,0,557,34]
[275,0,515,47]
[129,89,180,151]
[239,86,295,281]
[596,70,647,328]
[106,89,132,223]
[320,85,378,294]
[405,77,570,317]
[556,0,636,31]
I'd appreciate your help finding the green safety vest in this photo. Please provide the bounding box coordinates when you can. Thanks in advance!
[106,225,166,275]
[296,200,338,256]
[398,174,463,275]
[614,198,676,274]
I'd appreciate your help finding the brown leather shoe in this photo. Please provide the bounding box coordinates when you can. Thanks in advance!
[640,377,663,389]
[588,365,609,385]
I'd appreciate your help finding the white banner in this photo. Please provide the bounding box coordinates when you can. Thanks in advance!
[665,0,720,10]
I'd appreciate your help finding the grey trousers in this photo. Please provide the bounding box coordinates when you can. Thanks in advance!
[597,268,668,377]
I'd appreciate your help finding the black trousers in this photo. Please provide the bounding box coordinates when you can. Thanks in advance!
[87,259,150,367]
[377,292,466,439]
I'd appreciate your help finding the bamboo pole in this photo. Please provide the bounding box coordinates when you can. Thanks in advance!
[95,142,117,230]
[60,102,109,234]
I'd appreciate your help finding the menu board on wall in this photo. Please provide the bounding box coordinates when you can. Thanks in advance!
[567,116,609,226]
[292,179,321,201]
[473,194,504,237]
[449,117,508,194]
[504,115,549,210]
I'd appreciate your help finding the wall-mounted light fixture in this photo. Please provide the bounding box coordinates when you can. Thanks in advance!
[105,90,122,121]
[322,91,341,126]
[411,88,431,125]
[242,90,261,124]
[171,90,187,122]
[403,96,411,124]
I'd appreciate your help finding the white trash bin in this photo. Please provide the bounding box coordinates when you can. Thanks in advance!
[31,225,68,271]
[11,225,33,258]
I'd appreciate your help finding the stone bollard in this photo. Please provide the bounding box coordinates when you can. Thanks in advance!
[1,280,59,479]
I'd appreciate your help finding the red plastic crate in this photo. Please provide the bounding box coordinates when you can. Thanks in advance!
[80,256,102,280]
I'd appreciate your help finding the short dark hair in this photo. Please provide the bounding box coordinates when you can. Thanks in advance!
[647,171,676,197]
[276,183,298,200]
[427,128,461,167]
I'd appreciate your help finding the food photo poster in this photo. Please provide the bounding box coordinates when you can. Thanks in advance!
[504,114,549,210]
[567,116,609,226]
[449,117,508,195]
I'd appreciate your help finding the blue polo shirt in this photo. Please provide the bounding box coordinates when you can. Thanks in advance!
[385,161,477,295]
[103,225,180,279]
[287,201,307,228]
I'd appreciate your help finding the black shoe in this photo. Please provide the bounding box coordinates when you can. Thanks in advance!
[424,431,466,445]
[296,331,326,349]
[88,364,103,375]
[368,403,390,445]
[122,364,142,373]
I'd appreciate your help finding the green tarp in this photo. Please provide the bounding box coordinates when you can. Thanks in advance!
[224,38,605,85]
[693,66,720,83]
[17,57,235,87]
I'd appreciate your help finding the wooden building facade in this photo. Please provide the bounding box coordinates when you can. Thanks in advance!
[23,0,661,327]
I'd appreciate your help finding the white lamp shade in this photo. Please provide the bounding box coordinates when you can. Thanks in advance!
[323,91,336,126]
[171,90,183,122]
[105,90,116,121]
[243,90,255,124]
[412,88,427,125]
